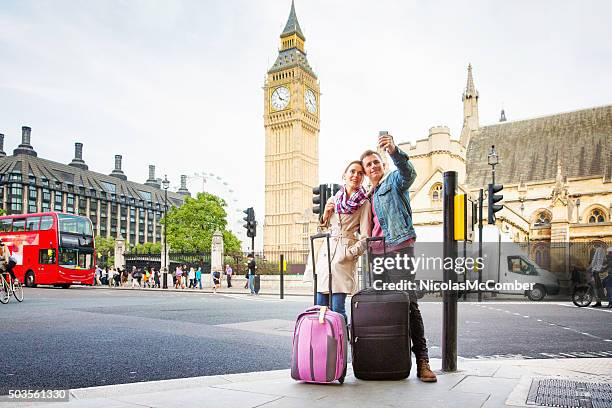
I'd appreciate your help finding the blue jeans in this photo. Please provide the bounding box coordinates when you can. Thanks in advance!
[316,293,347,322]
[249,275,255,294]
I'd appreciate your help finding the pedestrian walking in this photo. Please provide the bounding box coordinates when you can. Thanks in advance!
[196,267,202,289]
[225,264,233,288]
[102,267,108,285]
[212,270,221,294]
[604,247,612,308]
[95,265,102,286]
[131,266,139,288]
[153,268,160,288]
[107,268,114,287]
[174,266,183,289]
[588,247,607,307]
[188,267,196,289]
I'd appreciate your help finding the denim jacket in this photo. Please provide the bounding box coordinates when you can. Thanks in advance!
[371,147,417,246]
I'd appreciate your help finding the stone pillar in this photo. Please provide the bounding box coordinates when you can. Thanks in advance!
[114,235,125,270]
[211,230,224,273]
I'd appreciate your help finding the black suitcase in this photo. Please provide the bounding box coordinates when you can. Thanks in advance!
[350,237,412,380]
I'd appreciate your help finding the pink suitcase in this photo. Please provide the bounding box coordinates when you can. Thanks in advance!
[291,233,348,384]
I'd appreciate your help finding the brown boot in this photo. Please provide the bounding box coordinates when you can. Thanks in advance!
[416,359,437,382]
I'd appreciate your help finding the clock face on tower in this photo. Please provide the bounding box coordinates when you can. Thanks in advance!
[271,86,291,111]
[304,89,317,113]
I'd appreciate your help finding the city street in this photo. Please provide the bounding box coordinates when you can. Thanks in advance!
[1,287,611,394]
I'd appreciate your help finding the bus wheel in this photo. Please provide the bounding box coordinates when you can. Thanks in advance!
[25,270,36,288]
[60,284,71,289]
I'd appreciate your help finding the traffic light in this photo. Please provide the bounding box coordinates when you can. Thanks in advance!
[487,183,504,224]
[243,207,257,238]
[312,184,328,221]
[331,184,341,196]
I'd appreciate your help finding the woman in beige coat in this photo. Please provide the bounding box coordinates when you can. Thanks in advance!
[304,160,372,321]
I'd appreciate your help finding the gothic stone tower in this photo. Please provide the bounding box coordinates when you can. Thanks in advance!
[263,1,320,252]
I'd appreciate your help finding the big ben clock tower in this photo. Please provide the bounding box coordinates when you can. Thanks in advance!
[264,1,320,252]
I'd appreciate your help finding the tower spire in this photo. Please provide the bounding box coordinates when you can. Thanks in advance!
[463,63,479,100]
[460,63,480,147]
[282,0,305,41]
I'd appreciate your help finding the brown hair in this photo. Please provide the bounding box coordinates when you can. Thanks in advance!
[360,149,382,162]
[343,160,364,175]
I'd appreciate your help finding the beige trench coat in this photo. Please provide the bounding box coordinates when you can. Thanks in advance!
[304,199,372,295]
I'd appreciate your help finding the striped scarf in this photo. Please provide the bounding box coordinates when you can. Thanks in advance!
[334,186,368,214]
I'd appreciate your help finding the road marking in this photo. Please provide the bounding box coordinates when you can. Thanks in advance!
[558,303,612,313]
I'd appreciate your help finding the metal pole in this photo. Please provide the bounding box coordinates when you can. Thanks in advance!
[280,254,284,299]
[442,171,458,372]
[163,188,168,289]
[478,188,483,302]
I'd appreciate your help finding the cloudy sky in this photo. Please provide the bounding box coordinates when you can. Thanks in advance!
[1,0,611,235]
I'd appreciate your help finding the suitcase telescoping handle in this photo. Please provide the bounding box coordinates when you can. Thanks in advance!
[365,236,386,289]
[310,232,333,306]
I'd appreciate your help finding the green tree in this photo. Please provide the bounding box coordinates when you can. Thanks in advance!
[162,192,241,252]
[131,242,162,254]
[95,236,115,267]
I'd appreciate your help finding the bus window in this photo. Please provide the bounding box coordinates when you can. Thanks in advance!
[40,249,57,264]
[59,248,78,268]
[78,253,93,269]
[58,214,93,236]
[26,216,41,231]
[12,219,26,232]
[40,216,54,230]
[0,219,11,232]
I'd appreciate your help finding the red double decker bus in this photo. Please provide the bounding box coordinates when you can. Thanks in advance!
[0,212,95,288]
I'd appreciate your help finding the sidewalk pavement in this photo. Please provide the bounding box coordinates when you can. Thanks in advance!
[4,358,611,408]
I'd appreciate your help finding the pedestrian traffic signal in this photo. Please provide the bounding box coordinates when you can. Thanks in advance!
[312,184,328,221]
[487,183,504,224]
[243,207,257,238]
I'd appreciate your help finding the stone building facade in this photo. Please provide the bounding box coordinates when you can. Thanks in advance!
[397,64,612,273]
[0,127,187,245]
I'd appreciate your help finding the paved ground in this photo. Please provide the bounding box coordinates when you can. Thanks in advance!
[2,358,611,408]
[1,287,610,394]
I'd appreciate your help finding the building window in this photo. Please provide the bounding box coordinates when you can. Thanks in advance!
[28,186,38,213]
[8,183,23,214]
[129,207,136,244]
[138,208,145,244]
[99,201,108,236]
[120,205,127,238]
[155,211,162,241]
[430,183,443,204]
[110,203,118,237]
[66,194,75,214]
[534,211,551,227]
[147,210,154,242]
[90,199,98,231]
[54,191,63,211]
[78,196,87,216]
[588,208,606,224]
[41,188,51,212]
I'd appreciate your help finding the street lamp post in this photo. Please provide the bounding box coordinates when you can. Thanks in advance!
[162,175,170,289]
[488,145,499,185]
